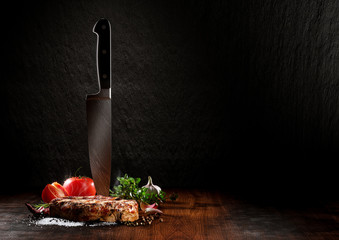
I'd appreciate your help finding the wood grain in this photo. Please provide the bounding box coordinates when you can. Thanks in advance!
[0,190,338,240]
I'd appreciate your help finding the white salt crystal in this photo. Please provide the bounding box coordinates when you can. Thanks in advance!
[33,217,117,227]
[35,218,84,227]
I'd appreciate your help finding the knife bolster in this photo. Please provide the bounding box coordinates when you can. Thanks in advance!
[87,88,111,100]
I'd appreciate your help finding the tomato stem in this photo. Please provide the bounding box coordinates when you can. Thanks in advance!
[74,167,82,177]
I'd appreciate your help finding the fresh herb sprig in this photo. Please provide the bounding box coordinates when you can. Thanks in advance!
[109,174,177,205]
[33,202,50,209]
[139,187,167,205]
[109,174,143,200]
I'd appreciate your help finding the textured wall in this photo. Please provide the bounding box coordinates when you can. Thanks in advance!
[1,0,338,197]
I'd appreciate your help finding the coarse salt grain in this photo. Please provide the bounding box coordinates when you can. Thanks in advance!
[33,217,117,227]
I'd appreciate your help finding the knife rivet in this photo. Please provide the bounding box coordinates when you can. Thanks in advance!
[102,49,107,54]
[102,25,106,30]
[102,74,107,79]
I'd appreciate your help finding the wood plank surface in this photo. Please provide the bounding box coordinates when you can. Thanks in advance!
[0,189,338,240]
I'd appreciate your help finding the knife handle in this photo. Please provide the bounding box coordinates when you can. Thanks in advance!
[93,19,111,90]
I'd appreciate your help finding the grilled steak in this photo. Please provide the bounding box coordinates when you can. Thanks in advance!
[49,195,139,222]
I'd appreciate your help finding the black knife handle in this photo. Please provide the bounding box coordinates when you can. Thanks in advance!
[93,19,111,89]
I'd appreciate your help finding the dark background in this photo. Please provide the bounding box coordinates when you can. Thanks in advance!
[1,0,338,200]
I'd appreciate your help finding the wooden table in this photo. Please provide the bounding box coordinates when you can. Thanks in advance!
[0,189,338,239]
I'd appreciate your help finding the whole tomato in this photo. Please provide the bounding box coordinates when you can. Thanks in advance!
[42,182,69,203]
[63,177,96,196]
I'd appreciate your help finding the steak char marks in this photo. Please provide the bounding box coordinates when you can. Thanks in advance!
[50,195,139,222]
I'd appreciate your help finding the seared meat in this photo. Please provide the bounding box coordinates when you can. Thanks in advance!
[49,195,139,222]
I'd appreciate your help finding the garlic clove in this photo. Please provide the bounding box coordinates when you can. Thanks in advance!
[145,208,163,215]
[140,202,157,212]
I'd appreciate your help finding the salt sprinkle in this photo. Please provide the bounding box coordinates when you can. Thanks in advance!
[32,217,117,227]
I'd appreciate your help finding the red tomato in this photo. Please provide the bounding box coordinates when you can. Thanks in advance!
[63,177,96,196]
[42,182,69,203]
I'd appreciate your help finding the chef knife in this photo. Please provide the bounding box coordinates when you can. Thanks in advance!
[87,18,112,196]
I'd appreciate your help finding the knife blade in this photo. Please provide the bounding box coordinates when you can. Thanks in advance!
[87,18,112,196]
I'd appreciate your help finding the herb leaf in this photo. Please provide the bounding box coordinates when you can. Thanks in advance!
[33,202,50,209]
[169,192,178,201]
[110,174,142,200]
[109,174,176,205]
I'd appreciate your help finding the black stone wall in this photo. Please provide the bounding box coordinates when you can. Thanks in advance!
[1,0,338,198]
